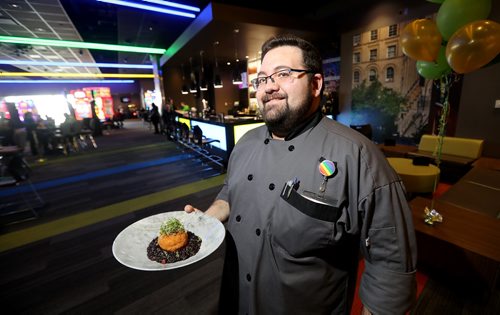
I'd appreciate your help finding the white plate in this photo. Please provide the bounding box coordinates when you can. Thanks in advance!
[112,211,225,271]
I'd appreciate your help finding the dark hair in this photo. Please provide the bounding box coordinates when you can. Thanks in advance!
[261,34,323,78]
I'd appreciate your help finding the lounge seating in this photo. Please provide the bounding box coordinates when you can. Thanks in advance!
[408,134,484,165]
[408,135,484,182]
[387,157,440,195]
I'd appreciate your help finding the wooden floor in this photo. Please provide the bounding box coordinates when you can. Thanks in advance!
[1,119,499,314]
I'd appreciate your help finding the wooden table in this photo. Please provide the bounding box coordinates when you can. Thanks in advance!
[378,144,417,158]
[410,197,500,288]
[407,150,475,166]
[473,157,500,171]
[438,167,500,218]
[411,197,500,263]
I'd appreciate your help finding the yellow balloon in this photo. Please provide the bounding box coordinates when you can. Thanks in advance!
[400,19,442,62]
[446,20,500,74]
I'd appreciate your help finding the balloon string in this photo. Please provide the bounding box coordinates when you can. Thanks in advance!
[431,74,453,210]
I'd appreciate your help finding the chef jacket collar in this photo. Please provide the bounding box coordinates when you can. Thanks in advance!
[266,110,323,141]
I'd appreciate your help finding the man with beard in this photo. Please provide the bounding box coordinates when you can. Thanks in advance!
[185,34,416,315]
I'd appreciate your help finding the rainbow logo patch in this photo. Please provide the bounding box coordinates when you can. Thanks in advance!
[319,160,336,177]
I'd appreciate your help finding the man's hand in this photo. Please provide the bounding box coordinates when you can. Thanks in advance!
[184,204,199,213]
[184,200,230,222]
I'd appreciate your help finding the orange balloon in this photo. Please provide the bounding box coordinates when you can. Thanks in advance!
[446,20,500,74]
[400,19,442,62]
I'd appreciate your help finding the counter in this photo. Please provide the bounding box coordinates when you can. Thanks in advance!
[176,115,264,162]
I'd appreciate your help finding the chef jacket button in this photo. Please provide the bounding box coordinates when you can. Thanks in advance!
[246,274,251,282]
[264,139,270,144]
[236,215,241,222]
[269,183,275,190]
[255,228,261,236]
[247,174,253,181]
[288,145,295,151]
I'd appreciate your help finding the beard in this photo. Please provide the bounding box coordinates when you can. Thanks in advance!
[260,92,312,138]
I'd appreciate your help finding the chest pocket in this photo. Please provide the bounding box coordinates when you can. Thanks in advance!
[270,184,344,257]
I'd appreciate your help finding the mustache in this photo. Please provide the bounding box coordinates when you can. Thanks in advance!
[261,93,286,103]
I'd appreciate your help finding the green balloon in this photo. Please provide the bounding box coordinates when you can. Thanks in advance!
[437,0,492,40]
[417,47,452,79]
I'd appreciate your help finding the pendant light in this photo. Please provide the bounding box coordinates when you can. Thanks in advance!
[181,63,188,94]
[199,50,208,91]
[189,56,197,93]
[213,41,223,88]
[232,29,242,85]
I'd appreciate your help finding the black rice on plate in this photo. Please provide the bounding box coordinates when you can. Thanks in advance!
[147,231,202,264]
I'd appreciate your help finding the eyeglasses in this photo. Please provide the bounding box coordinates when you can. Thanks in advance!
[251,68,314,90]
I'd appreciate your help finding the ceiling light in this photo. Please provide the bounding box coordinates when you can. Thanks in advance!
[199,50,207,91]
[232,29,242,85]
[0,35,166,54]
[97,0,196,18]
[142,0,200,12]
[180,63,189,94]
[0,60,154,69]
[188,57,197,93]
[0,79,135,84]
[213,41,223,89]
[0,72,154,78]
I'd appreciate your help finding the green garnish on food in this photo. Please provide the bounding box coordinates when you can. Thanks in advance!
[160,218,185,235]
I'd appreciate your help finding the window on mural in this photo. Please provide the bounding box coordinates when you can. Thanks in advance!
[370,49,377,61]
[370,30,378,41]
[353,71,360,83]
[369,69,377,82]
[389,24,398,37]
[353,34,360,46]
[353,52,361,63]
[386,67,394,82]
[387,45,396,58]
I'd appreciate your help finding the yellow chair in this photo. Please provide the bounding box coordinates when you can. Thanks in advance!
[387,157,440,194]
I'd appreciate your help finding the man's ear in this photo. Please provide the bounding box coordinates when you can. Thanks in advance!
[311,73,323,97]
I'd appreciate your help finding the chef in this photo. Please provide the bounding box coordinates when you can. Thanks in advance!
[185,34,416,315]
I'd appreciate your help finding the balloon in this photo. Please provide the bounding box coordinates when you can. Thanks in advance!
[417,47,452,79]
[400,19,442,62]
[446,20,500,74]
[437,0,492,40]
[417,46,451,80]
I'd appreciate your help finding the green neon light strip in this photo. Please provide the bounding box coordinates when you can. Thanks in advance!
[0,36,166,54]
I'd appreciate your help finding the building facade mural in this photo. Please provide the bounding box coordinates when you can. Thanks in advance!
[350,19,433,143]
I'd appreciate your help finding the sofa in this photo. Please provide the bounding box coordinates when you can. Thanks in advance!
[408,134,484,182]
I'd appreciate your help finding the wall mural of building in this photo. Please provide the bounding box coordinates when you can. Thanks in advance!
[350,20,433,143]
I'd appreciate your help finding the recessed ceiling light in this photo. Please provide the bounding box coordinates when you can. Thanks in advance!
[35,27,45,32]
[9,4,20,8]
[28,54,41,58]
